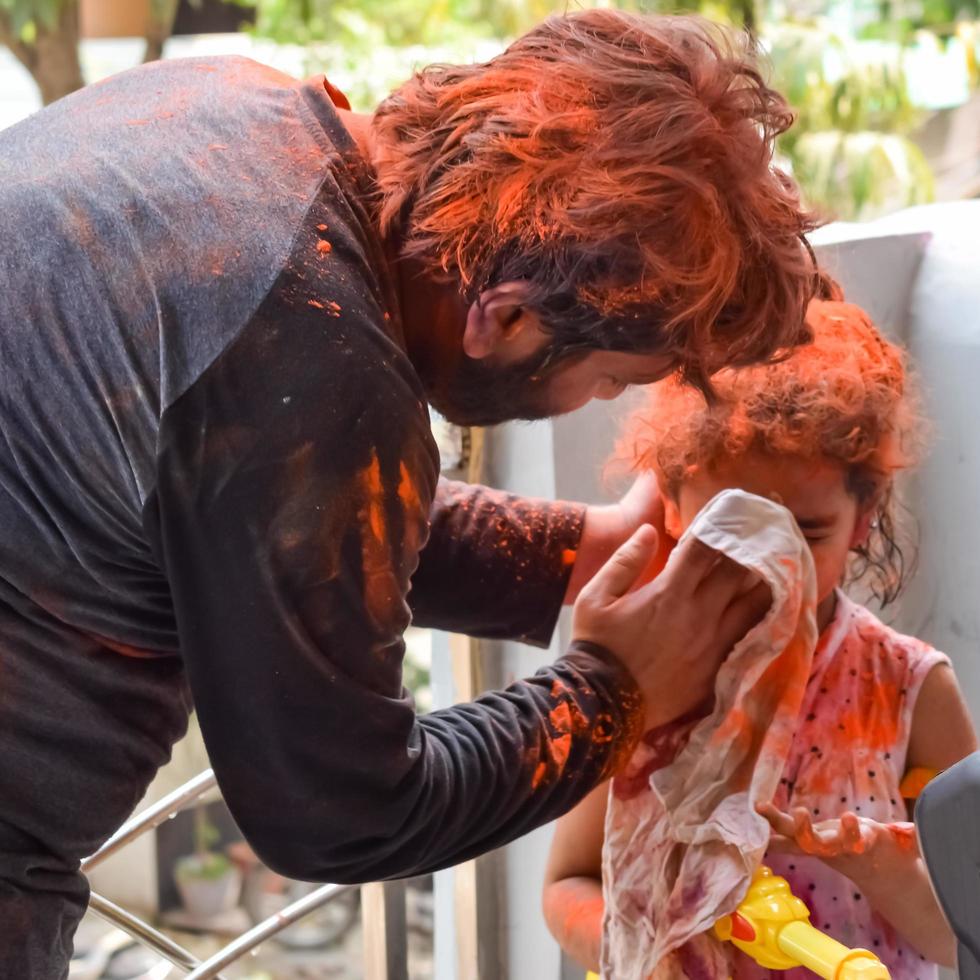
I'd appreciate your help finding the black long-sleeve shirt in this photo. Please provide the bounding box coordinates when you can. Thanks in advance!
[0,55,642,885]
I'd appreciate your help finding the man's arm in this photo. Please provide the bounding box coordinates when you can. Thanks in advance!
[144,306,643,883]
[410,473,668,647]
[408,478,584,647]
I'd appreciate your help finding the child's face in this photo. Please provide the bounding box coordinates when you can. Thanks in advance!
[664,453,872,609]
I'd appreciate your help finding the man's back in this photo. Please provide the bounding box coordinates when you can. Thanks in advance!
[0,56,341,651]
[0,55,419,977]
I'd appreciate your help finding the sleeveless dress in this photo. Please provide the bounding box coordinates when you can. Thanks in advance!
[733,590,949,980]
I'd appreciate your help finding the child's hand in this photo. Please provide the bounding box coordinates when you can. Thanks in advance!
[756,801,918,887]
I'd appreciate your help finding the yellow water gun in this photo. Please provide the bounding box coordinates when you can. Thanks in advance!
[586,866,889,980]
[713,866,889,979]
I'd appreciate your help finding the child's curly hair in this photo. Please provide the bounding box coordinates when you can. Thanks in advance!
[618,300,926,605]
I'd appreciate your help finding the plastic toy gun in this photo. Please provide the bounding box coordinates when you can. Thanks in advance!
[714,866,889,979]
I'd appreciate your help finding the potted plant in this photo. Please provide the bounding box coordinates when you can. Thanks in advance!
[174,806,242,920]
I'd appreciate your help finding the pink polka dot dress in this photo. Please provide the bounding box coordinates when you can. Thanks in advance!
[733,590,949,980]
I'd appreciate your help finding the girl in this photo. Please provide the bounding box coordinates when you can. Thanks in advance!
[543,300,977,977]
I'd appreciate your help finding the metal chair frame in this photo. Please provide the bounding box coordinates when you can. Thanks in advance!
[81,769,397,980]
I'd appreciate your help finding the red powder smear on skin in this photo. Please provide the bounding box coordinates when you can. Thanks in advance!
[549,885,604,953]
[794,814,852,858]
[886,822,916,852]
[316,240,332,255]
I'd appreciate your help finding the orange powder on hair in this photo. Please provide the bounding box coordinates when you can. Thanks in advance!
[619,300,918,490]
[615,298,925,606]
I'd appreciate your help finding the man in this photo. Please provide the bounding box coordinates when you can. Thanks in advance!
[0,9,818,975]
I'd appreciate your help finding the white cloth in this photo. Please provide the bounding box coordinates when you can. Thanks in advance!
[600,489,819,979]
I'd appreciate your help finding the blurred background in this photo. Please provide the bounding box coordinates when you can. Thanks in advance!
[2,0,980,219]
[2,2,979,978]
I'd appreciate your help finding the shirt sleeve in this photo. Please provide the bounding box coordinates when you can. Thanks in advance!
[144,302,642,884]
[408,478,585,648]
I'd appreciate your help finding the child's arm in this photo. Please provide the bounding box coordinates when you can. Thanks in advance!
[758,662,978,967]
[542,780,609,973]
[758,803,956,964]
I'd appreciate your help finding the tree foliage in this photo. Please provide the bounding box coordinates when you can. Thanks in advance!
[0,0,184,104]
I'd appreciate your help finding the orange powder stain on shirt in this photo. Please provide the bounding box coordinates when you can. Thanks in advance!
[531,680,593,790]
[360,451,385,542]
[532,761,548,790]
[356,449,402,631]
[397,461,426,555]
[397,461,421,512]
[316,240,332,255]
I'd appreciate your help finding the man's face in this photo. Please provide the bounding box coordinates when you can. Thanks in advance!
[427,342,676,426]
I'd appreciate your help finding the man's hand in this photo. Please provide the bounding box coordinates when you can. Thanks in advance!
[564,473,670,604]
[572,524,771,728]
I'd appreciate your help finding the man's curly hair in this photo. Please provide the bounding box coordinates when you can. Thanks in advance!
[618,300,927,605]
[371,9,823,387]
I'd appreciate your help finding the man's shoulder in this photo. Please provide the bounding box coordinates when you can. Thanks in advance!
[88,53,300,104]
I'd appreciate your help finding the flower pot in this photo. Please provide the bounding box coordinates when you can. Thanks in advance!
[174,855,242,919]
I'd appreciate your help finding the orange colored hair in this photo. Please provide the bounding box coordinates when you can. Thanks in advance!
[371,10,822,386]
[619,300,926,603]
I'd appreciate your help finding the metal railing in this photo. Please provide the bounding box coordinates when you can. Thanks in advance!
[82,769,408,980]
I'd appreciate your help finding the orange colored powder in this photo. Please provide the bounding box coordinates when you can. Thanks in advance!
[886,822,916,852]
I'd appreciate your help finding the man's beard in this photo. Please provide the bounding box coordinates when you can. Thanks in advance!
[425,344,562,427]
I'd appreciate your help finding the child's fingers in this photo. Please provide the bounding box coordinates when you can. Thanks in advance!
[791,806,849,858]
[839,812,867,855]
[764,833,806,856]
[755,801,796,838]
[791,807,826,855]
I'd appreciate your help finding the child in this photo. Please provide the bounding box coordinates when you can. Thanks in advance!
[542,300,977,977]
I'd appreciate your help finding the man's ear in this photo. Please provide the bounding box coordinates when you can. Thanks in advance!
[663,496,683,542]
[463,281,535,360]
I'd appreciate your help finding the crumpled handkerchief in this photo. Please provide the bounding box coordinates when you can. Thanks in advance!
[600,489,818,979]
